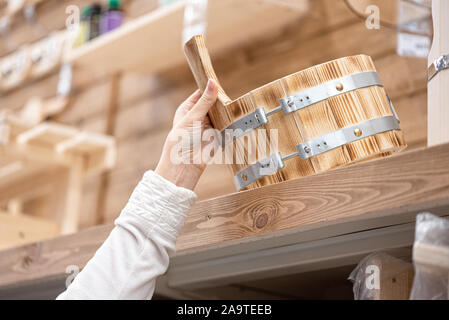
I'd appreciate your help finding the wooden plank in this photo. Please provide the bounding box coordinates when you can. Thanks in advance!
[414,243,449,271]
[95,74,121,225]
[16,123,77,146]
[65,0,307,76]
[176,142,449,252]
[0,212,59,250]
[60,157,84,235]
[0,224,113,287]
[169,223,417,290]
[2,117,116,172]
[428,0,449,146]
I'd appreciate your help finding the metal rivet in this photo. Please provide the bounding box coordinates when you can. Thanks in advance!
[354,128,362,137]
[304,146,311,154]
[241,173,247,181]
[336,83,344,91]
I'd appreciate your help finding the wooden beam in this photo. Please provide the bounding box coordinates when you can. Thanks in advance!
[169,223,416,290]
[1,116,116,186]
[60,157,84,235]
[16,123,77,146]
[95,73,121,225]
[0,224,113,287]
[428,0,449,146]
[414,243,449,271]
[7,199,23,217]
[0,161,24,179]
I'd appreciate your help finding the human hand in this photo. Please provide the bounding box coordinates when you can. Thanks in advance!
[155,79,219,190]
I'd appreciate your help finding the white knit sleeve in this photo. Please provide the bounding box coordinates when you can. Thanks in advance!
[57,170,197,300]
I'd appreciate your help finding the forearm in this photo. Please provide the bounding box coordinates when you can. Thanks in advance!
[57,170,197,300]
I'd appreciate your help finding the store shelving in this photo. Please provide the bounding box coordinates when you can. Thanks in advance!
[0,113,117,244]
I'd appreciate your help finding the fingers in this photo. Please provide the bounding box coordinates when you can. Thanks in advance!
[188,79,218,119]
[178,90,202,113]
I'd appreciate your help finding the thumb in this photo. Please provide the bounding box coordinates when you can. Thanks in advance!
[188,79,218,120]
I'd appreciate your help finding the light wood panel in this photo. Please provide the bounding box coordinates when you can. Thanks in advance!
[428,0,449,146]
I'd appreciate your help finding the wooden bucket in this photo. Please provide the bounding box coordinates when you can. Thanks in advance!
[184,35,407,191]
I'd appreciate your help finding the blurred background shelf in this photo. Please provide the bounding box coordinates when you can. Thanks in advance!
[0,114,116,181]
[0,113,117,246]
[65,0,308,77]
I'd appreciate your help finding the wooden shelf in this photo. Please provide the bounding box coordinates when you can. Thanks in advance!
[65,0,307,76]
[0,142,449,290]
[0,114,117,245]
[0,114,116,186]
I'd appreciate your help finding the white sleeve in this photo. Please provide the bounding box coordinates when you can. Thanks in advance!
[56,170,197,300]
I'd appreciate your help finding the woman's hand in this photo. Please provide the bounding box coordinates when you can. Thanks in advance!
[155,79,219,190]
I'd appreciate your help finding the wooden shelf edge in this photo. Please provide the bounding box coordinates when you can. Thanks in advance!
[1,143,449,288]
[176,143,449,253]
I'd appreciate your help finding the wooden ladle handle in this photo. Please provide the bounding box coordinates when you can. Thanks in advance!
[183,35,232,107]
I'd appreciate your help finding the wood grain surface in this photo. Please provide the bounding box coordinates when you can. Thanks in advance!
[176,142,449,251]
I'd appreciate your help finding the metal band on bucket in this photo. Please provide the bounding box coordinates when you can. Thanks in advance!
[234,115,400,190]
[220,71,383,147]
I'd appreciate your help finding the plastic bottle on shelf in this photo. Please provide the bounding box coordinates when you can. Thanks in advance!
[88,3,102,40]
[73,6,92,48]
[100,0,124,35]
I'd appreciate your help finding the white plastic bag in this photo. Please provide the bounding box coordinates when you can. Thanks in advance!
[349,252,413,300]
[410,213,449,300]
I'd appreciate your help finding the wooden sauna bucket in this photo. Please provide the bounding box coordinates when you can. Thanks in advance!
[184,35,407,191]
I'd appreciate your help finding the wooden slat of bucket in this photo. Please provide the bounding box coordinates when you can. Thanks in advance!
[321,55,406,161]
[281,55,406,173]
[229,80,315,189]
[282,65,351,173]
